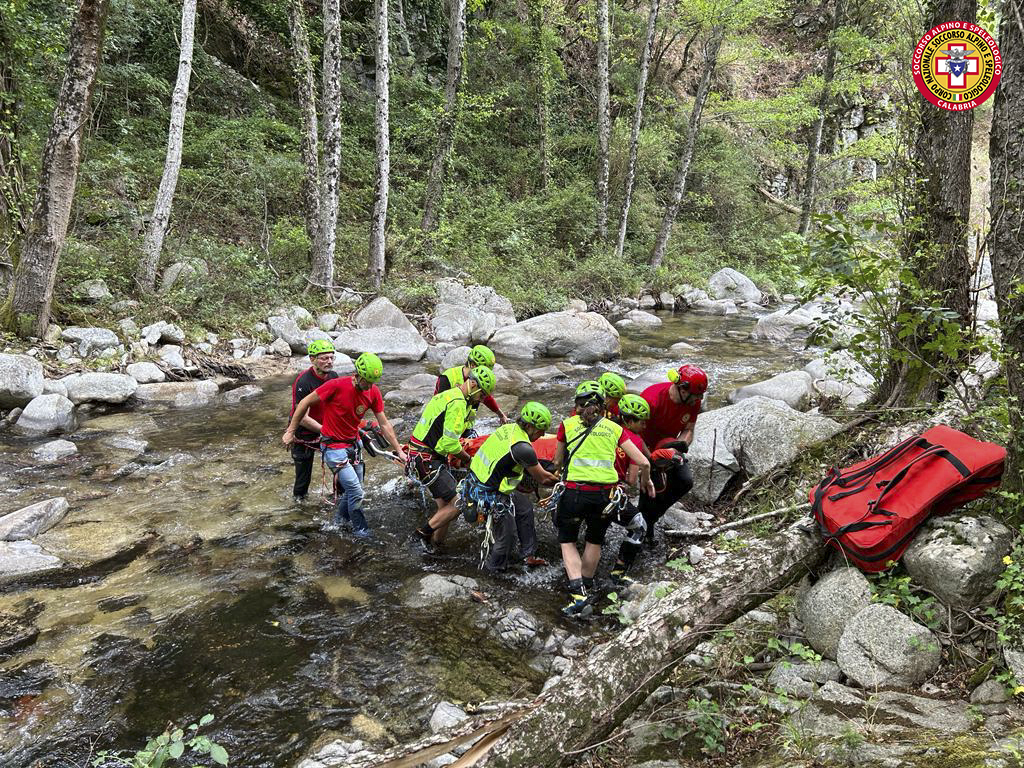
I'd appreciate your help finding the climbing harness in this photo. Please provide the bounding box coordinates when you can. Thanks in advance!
[456,475,513,568]
[602,484,630,518]
[536,481,565,513]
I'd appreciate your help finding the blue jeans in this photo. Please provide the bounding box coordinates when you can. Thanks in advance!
[323,446,367,532]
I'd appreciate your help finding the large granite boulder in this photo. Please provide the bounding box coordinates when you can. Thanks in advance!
[750,307,817,342]
[0,497,69,541]
[332,327,427,361]
[13,394,76,435]
[353,297,418,333]
[708,268,762,303]
[431,304,502,344]
[689,397,842,502]
[0,354,44,408]
[384,373,438,406]
[435,278,516,325]
[676,285,710,307]
[160,260,208,293]
[903,514,1013,608]
[74,278,112,302]
[61,326,119,356]
[616,310,662,329]
[690,298,738,315]
[61,373,138,404]
[797,568,873,659]
[267,315,309,354]
[837,604,942,688]
[140,321,186,345]
[440,345,472,370]
[135,380,220,407]
[804,351,875,408]
[126,362,166,384]
[489,311,620,363]
[729,371,814,411]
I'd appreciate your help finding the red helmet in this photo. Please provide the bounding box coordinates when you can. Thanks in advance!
[668,364,708,397]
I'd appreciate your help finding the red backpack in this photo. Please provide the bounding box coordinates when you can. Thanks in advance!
[809,425,1006,572]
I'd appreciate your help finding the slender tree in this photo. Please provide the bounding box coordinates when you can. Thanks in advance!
[312,0,343,291]
[798,0,844,237]
[287,0,321,260]
[595,0,611,239]
[614,0,661,259]
[421,0,468,233]
[5,0,109,337]
[989,0,1024,491]
[369,0,390,288]
[650,27,723,268]
[136,0,197,294]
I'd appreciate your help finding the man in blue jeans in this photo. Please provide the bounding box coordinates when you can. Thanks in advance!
[283,352,406,537]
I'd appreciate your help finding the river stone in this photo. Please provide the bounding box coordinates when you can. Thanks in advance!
[767,659,842,698]
[100,435,148,455]
[972,679,1010,705]
[676,285,709,307]
[690,298,738,315]
[0,354,44,407]
[708,268,762,303]
[566,299,588,312]
[62,326,119,355]
[0,540,62,584]
[74,278,111,302]
[729,371,814,411]
[435,278,516,325]
[267,315,309,354]
[157,345,186,369]
[117,318,139,338]
[35,513,153,569]
[62,373,138,404]
[659,292,676,310]
[126,362,165,384]
[668,341,697,354]
[689,397,842,503]
[429,701,470,733]
[354,296,417,333]
[494,607,542,650]
[837,604,941,688]
[333,327,427,361]
[524,364,569,382]
[270,338,292,357]
[318,313,341,332]
[0,497,69,541]
[902,514,1013,608]
[797,568,873,659]
[638,293,657,309]
[431,303,501,344]
[41,378,68,398]
[404,574,479,607]
[33,439,78,462]
[440,345,472,370]
[14,394,76,435]
[751,307,817,342]
[135,380,219,407]
[489,311,620,363]
[616,310,662,329]
[140,321,185,345]
[222,384,262,404]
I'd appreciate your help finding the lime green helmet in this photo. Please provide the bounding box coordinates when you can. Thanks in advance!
[469,365,496,395]
[575,380,605,402]
[598,372,626,400]
[307,339,335,356]
[467,344,496,368]
[519,401,551,432]
[618,393,651,421]
[354,352,383,383]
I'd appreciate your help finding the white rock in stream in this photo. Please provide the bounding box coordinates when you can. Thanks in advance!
[14,394,76,435]
[430,701,470,733]
[135,381,219,407]
[32,439,78,462]
[0,540,62,584]
[404,574,479,607]
[127,361,165,384]
[729,370,814,411]
[0,497,69,540]
[489,311,620,363]
[0,353,44,407]
[62,372,138,404]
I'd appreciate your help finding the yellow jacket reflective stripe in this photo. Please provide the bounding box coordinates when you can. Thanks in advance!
[413,387,468,456]
[443,365,479,428]
[470,422,531,494]
[562,415,622,485]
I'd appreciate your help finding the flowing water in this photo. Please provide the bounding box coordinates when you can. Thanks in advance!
[0,311,811,767]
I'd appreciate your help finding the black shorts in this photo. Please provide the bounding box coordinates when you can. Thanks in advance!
[555,487,613,546]
[412,455,457,503]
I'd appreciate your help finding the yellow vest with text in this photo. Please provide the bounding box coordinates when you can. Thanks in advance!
[470,423,531,494]
[562,415,622,485]
[412,387,468,456]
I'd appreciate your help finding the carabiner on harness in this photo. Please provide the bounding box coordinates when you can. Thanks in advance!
[602,484,630,518]
[537,481,565,511]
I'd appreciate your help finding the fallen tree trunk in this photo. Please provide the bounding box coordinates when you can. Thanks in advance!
[337,521,827,768]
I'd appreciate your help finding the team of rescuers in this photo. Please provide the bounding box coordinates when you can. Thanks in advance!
[283,340,706,617]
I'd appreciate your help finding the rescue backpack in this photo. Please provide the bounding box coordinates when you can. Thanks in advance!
[809,424,1006,572]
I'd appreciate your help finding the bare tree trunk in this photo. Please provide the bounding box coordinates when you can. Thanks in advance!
[649,27,723,269]
[534,0,551,188]
[614,0,660,259]
[136,0,197,294]
[369,0,390,289]
[287,0,321,260]
[5,0,109,338]
[340,521,827,768]
[797,0,844,237]
[312,0,343,291]
[990,0,1024,496]
[595,0,611,240]
[421,0,467,233]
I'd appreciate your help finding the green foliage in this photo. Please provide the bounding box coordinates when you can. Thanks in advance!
[92,714,229,768]
[869,569,942,630]
[682,698,730,756]
[602,591,633,626]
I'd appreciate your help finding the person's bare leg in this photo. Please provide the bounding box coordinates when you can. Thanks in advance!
[581,543,602,579]
[560,543,582,580]
[428,497,460,544]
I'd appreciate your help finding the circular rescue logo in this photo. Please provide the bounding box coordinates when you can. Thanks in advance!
[912,21,1002,111]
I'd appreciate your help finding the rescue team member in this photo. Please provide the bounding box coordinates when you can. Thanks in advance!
[639,364,707,546]
[553,381,654,616]
[290,340,339,503]
[435,344,508,434]
[467,402,558,572]
[283,353,407,537]
[598,372,626,418]
[608,394,653,588]
[412,366,497,547]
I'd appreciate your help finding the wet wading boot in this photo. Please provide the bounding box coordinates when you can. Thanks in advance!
[610,566,635,591]
[562,579,591,617]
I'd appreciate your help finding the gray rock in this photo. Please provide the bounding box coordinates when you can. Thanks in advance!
[267,315,309,354]
[431,303,501,344]
[708,268,762,303]
[74,278,112,302]
[668,341,697,354]
[688,545,705,565]
[639,294,657,309]
[676,285,709,307]
[333,327,427,361]
[384,373,437,406]
[61,373,138,404]
[490,311,620,363]
[0,497,69,541]
[566,299,588,312]
[972,679,1010,705]
[740,301,762,311]
[61,326,119,356]
[354,297,418,333]
[616,310,662,328]
[134,380,219,408]
[157,345,186,369]
[268,338,291,357]
[160,260,208,293]
[126,362,166,384]
[404,574,479,607]
[41,378,68,398]
[32,439,78,462]
[903,514,1013,608]
[797,568,873,659]
[494,607,543,650]
[270,305,314,328]
[690,298,738,315]
[0,540,62,584]
[689,397,842,502]
[440,345,472,370]
[767,659,842,698]
[435,279,516,325]
[751,307,817,342]
[140,321,186,345]
[111,299,140,313]
[658,292,676,310]
[524,364,568,382]
[14,394,76,435]
[317,313,341,332]
[837,604,942,688]
[429,701,470,733]
[100,435,148,455]
[117,318,139,337]
[729,370,815,411]
[222,385,262,403]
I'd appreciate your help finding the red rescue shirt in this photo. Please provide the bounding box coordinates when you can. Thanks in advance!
[640,381,701,448]
[614,428,647,482]
[316,376,384,446]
